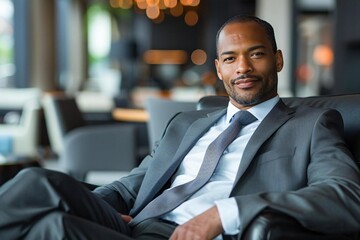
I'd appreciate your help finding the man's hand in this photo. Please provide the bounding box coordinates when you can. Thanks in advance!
[120,214,133,223]
[169,206,223,240]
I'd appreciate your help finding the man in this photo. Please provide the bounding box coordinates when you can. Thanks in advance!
[1,15,360,240]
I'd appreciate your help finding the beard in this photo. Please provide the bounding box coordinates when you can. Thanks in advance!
[224,74,278,107]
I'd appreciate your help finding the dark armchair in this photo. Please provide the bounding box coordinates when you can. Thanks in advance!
[198,93,360,240]
[43,95,138,181]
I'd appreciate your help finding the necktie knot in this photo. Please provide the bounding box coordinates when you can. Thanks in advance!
[232,110,257,126]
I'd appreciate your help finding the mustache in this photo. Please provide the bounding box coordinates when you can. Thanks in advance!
[231,74,260,84]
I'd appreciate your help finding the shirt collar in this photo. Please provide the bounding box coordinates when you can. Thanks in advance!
[226,95,280,123]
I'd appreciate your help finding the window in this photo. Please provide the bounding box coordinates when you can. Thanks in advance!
[294,0,335,96]
[0,0,15,88]
[85,3,121,96]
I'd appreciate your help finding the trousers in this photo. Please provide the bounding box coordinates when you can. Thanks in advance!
[0,167,176,240]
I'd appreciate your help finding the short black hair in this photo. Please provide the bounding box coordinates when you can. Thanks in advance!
[216,15,278,58]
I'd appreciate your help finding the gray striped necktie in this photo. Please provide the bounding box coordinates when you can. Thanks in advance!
[130,111,257,226]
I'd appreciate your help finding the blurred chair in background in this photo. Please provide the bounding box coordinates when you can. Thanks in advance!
[145,98,197,150]
[42,94,137,182]
[75,91,116,125]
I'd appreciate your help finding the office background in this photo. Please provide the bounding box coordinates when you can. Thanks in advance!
[1,0,360,184]
[1,0,360,99]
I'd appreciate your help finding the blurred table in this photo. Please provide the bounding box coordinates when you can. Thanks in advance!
[112,108,149,122]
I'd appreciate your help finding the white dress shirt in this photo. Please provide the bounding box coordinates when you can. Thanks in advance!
[161,96,279,238]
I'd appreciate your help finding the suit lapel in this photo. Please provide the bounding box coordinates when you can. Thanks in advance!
[153,108,226,188]
[132,108,226,214]
[232,100,295,186]
[170,109,226,167]
[148,109,225,192]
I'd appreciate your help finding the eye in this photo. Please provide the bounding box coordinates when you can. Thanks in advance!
[251,51,265,58]
[223,56,235,63]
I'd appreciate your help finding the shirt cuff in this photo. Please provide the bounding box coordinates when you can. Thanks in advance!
[215,198,241,235]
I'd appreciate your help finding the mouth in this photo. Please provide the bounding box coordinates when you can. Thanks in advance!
[233,77,259,89]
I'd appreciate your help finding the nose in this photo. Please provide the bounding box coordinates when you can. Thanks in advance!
[236,56,252,74]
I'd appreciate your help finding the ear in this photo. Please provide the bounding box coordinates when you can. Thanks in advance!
[275,50,284,72]
[215,59,223,80]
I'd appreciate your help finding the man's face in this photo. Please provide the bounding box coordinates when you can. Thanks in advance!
[215,21,283,110]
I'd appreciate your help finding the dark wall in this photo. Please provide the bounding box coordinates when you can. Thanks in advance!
[201,0,255,68]
[130,0,255,91]
[149,15,201,51]
[145,0,255,65]
[333,0,360,94]
[148,0,255,51]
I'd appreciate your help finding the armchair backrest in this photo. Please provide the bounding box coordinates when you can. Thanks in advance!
[52,97,86,135]
[145,98,197,149]
[43,95,86,154]
[198,93,360,166]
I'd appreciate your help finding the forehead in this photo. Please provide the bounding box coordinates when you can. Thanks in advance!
[218,21,270,49]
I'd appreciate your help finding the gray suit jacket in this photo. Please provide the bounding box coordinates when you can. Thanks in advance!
[94,99,360,238]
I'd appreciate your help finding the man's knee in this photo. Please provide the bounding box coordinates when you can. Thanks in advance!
[18,167,47,178]
[17,167,69,183]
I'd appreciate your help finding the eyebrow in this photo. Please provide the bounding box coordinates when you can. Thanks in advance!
[220,44,267,57]
[248,45,266,52]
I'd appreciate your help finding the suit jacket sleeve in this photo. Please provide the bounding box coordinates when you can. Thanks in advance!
[235,108,360,237]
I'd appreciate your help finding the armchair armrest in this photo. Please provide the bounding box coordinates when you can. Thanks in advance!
[242,210,357,240]
[61,124,137,180]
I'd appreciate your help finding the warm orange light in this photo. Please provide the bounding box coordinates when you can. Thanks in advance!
[164,0,177,8]
[184,10,198,26]
[146,5,160,19]
[111,0,200,23]
[143,50,188,64]
[170,2,183,17]
[146,0,160,6]
[180,0,194,6]
[313,44,333,67]
[135,0,147,9]
[191,49,207,65]
[190,0,200,6]
[296,64,313,83]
